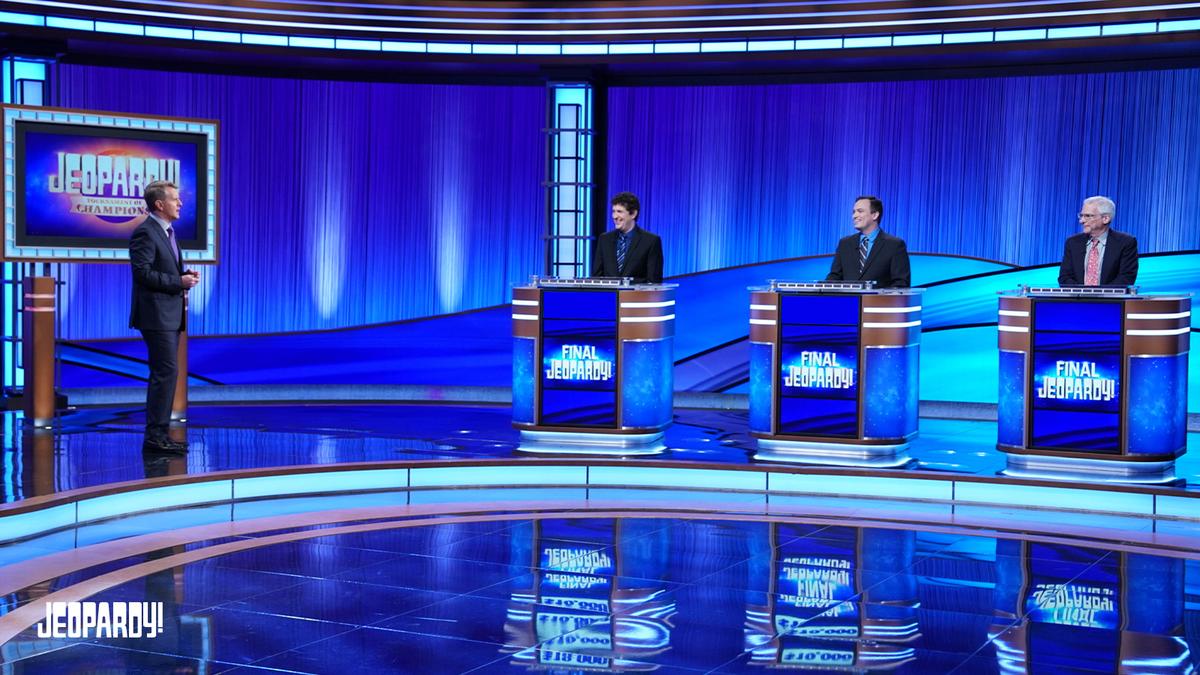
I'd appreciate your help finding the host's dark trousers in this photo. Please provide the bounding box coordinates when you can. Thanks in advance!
[141,329,180,441]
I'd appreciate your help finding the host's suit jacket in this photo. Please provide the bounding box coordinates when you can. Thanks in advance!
[592,226,664,284]
[1057,229,1139,286]
[826,230,911,288]
[129,217,186,331]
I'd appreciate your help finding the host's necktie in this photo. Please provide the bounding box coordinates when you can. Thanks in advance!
[1084,238,1100,286]
[166,225,180,264]
[617,232,630,274]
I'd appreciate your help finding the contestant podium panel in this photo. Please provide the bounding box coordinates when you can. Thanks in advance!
[512,279,675,454]
[749,283,922,467]
[997,288,1191,482]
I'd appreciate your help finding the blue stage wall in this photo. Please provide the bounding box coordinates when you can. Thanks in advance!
[52,64,545,339]
[608,69,1200,277]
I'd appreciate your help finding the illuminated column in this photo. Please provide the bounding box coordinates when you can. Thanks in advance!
[1,57,50,404]
[545,82,597,279]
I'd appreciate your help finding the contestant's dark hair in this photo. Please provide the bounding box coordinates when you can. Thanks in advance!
[611,192,640,218]
[144,180,179,212]
[856,195,883,224]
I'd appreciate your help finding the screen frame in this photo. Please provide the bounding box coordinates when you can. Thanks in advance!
[2,104,219,263]
[772,292,863,439]
[536,288,621,429]
[1026,297,1125,455]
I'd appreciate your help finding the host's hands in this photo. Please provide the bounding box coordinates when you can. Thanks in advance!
[181,269,200,289]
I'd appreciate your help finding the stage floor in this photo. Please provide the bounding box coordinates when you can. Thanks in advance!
[4,404,1200,673]
[3,403,1200,504]
[4,512,1199,673]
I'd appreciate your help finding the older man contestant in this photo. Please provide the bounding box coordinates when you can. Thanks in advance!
[1058,195,1138,287]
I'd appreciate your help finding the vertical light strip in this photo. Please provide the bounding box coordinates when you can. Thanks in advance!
[547,82,593,279]
[2,57,49,394]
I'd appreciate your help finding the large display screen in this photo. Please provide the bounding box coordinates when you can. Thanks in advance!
[3,107,217,261]
[776,294,860,437]
[773,524,860,666]
[1029,300,1122,453]
[539,290,619,427]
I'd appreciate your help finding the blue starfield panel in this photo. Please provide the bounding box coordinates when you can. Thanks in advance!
[997,349,1026,447]
[621,338,674,428]
[777,294,860,437]
[749,342,773,434]
[539,290,618,428]
[1127,354,1188,456]
[1029,301,1122,454]
[512,337,535,424]
[863,345,918,440]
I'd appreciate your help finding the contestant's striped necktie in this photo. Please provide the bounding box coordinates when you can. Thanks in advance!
[858,236,868,274]
[617,233,630,273]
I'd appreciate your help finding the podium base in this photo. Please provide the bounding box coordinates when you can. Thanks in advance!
[1001,453,1180,485]
[754,439,912,468]
[517,430,665,456]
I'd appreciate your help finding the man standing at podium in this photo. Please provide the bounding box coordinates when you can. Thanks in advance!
[129,180,200,454]
[826,196,911,288]
[592,192,664,284]
[1057,196,1139,287]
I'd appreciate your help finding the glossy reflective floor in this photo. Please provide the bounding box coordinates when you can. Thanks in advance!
[3,516,1197,673]
[3,403,1200,504]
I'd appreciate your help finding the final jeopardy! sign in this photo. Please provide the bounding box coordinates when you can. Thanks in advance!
[1030,301,1122,453]
[777,294,861,437]
[539,290,619,427]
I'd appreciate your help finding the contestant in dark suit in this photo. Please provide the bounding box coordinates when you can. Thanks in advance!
[1057,196,1138,287]
[591,192,664,284]
[826,196,911,288]
[129,180,200,453]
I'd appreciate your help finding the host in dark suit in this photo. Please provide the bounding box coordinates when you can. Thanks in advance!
[826,196,911,288]
[1058,196,1138,287]
[592,192,663,284]
[130,180,200,453]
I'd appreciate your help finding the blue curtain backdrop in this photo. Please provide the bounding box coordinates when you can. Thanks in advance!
[53,64,544,339]
[608,68,1200,277]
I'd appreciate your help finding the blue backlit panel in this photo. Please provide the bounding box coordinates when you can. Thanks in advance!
[1030,301,1122,454]
[862,345,918,439]
[621,338,673,428]
[777,294,860,437]
[513,336,536,424]
[1126,354,1188,456]
[539,290,618,427]
[998,349,1026,447]
[749,341,772,433]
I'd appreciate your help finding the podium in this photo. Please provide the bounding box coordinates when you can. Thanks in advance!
[749,282,923,467]
[512,277,675,455]
[997,287,1190,483]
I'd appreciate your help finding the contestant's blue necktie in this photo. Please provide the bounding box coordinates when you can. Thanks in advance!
[617,232,631,274]
[858,236,868,274]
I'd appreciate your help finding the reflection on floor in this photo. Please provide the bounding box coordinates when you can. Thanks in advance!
[4,403,1200,505]
[3,516,1196,673]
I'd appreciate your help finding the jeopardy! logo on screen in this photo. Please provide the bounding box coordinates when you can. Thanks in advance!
[49,149,180,221]
[24,129,196,239]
